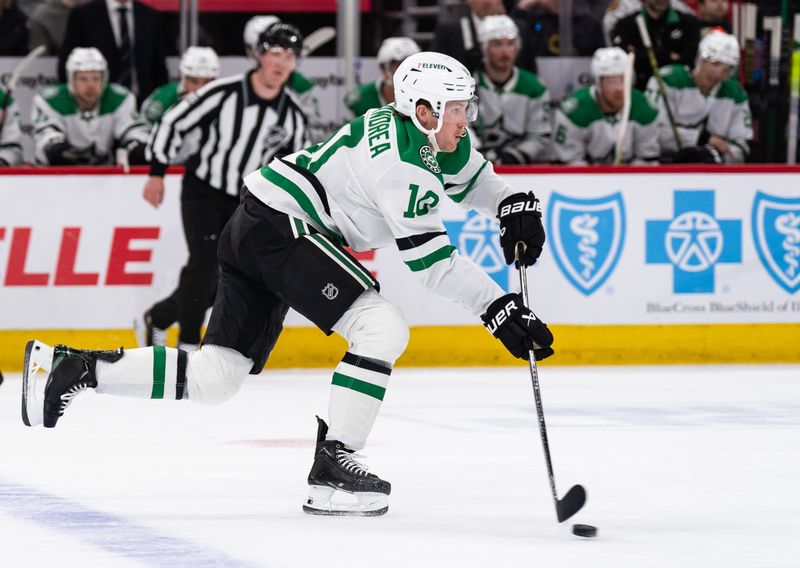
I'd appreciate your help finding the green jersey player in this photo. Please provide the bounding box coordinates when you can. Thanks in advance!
[472,15,551,164]
[31,47,149,165]
[140,47,220,127]
[0,88,23,166]
[646,30,752,163]
[22,52,554,517]
[552,47,660,165]
[343,37,420,117]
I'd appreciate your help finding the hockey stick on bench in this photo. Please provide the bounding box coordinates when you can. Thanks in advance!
[516,243,586,523]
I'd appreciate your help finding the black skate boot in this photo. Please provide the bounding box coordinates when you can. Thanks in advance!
[22,340,123,428]
[303,416,391,516]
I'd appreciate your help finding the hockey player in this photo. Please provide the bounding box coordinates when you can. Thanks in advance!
[244,15,326,142]
[645,30,752,163]
[343,37,420,117]
[472,14,550,164]
[0,88,23,166]
[140,46,220,127]
[31,47,150,166]
[22,51,554,517]
[552,47,660,165]
[139,23,309,352]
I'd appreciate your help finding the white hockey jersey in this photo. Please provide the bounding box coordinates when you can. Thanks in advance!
[552,85,660,165]
[244,104,519,317]
[473,66,551,163]
[31,83,149,164]
[645,64,753,163]
[0,90,23,165]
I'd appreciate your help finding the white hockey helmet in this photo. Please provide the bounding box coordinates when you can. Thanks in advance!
[66,47,107,91]
[591,47,628,78]
[377,37,421,68]
[477,14,519,46]
[697,30,740,68]
[180,46,220,79]
[243,15,281,55]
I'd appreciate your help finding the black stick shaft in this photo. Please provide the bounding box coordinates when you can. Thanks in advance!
[516,245,560,514]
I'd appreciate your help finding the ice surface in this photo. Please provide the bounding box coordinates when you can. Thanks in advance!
[1,364,798,567]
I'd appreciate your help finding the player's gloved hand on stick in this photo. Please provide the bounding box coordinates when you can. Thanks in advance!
[481,293,554,361]
[497,191,545,267]
[673,145,722,164]
[45,140,90,165]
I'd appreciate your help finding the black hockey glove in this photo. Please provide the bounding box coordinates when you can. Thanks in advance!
[497,192,545,267]
[126,141,148,165]
[45,141,105,165]
[673,145,723,164]
[481,293,554,361]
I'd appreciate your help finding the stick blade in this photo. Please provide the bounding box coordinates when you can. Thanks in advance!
[556,484,586,523]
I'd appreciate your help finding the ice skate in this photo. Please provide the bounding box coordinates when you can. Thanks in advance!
[303,417,391,517]
[22,340,123,428]
[134,310,167,347]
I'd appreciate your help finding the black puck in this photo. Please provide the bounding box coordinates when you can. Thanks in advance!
[572,524,597,538]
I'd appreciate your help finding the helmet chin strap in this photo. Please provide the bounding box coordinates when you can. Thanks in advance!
[410,112,444,154]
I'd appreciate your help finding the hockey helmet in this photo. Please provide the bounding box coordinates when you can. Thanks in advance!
[477,15,520,46]
[244,15,281,55]
[394,51,478,144]
[377,37,421,68]
[257,22,304,56]
[697,30,740,68]
[66,47,107,92]
[590,47,628,78]
[180,46,220,79]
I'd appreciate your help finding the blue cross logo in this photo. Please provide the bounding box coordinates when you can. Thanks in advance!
[646,190,741,293]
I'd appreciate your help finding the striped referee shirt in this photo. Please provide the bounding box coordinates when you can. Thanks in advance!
[146,70,308,196]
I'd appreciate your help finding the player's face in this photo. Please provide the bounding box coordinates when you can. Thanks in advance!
[486,38,518,72]
[181,75,213,94]
[697,59,731,90]
[435,100,475,152]
[699,0,729,21]
[72,71,103,108]
[598,76,625,111]
[258,47,297,89]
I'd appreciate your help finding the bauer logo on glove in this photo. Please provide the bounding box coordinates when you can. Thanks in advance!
[481,293,554,361]
[497,192,546,267]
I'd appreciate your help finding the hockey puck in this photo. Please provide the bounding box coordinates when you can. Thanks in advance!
[572,524,597,538]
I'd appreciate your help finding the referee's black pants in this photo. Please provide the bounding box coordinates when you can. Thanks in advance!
[149,173,239,345]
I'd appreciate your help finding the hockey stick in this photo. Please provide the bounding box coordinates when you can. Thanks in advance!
[302,27,336,58]
[614,51,635,165]
[635,15,682,150]
[516,243,586,523]
[0,44,45,139]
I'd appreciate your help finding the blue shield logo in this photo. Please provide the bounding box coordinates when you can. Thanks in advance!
[547,192,626,295]
[752,192,800,294]
[445,211,509,291]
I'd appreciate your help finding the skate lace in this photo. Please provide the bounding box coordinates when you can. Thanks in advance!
[152,327,167,347]
[336,449,370,477]
[59,375,93,415]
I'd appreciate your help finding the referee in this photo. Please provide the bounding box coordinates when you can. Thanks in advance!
[140,23,309,351]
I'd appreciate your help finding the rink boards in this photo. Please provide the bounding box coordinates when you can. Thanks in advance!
[0,165,798,368]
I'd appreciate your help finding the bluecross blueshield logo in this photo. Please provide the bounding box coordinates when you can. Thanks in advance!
[752,192,800,294]
[646,190,741,293]
[445,211,508,291]
[547,192,626,295]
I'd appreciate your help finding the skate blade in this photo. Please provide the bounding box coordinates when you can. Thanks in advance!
[21,340,54,427]
[302,485,389,517]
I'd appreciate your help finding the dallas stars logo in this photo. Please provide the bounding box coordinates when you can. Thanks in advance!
[419,145,441,173]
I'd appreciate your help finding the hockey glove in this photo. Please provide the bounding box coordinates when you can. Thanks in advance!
[673,145,722,164]
[482,293,554,361]
[126,141,148,165]
[497,192,545,267]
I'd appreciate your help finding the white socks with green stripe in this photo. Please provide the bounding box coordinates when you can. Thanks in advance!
[327,289,410,450]
[95,345,253,404]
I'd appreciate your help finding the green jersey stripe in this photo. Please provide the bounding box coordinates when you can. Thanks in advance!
[332,372,386,401]
[447,161,488,204]
[307,234,374,289]
[261,166,338,241]
[307,116,366,173]
[404,245,456,272]
[151,346,166,399]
